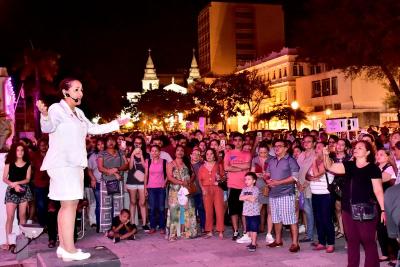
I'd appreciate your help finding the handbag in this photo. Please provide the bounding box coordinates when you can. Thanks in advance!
[349,177,377,221]
[105,150,123,195]
[216,165,228,191]
[186,181,197,195]
[105,179,121,195]
[133,160,145,182]
[327,175,343,198]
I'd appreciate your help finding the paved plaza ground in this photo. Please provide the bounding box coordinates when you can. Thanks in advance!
[0,226,374,267]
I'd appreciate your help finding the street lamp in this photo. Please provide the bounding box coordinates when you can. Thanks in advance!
[325,108,332,118]
[291,100,299,131]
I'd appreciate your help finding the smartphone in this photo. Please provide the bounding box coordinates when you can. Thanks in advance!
[120,140,126,150]
[257,131,262,141]
[220,139,226,150]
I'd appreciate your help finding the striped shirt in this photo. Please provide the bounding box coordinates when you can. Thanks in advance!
[310,171,334,195]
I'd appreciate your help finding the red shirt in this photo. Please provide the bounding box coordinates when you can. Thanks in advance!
[31,152,50,188]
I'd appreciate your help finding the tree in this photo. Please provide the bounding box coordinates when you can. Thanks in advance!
[258,105,308,131]
[290,0,400,123]
[191,78,243,131]
[13,49,60,137]
[230,70,270,119]
[127,89,194,131]
[191,70,270,131]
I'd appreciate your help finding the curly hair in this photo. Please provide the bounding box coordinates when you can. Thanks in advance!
[6,142,30,164]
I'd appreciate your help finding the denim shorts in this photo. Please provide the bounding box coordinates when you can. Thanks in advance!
[245,215,260,232]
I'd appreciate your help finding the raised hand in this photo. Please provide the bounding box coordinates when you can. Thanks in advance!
[36,100,48,116]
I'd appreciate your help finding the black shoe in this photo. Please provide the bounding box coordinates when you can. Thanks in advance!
[232,231,239,241]
[248,244,256,252]
[142,225,150,232]
[299,238,312,243]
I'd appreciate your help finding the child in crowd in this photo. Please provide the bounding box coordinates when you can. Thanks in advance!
[106,209,137,243]
[239,172,260,252]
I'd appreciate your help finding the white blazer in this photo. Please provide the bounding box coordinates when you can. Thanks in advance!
[40,100,119,171]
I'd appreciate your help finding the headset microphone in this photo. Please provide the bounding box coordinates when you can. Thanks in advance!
[65,93,79,103]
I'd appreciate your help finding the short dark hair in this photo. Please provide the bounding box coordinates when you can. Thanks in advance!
[232,132,244,140]
[357,140,375,163]
[120,209,130,216]
[59,77,79,93]
[245,172,257,181]
[272,139,288,147]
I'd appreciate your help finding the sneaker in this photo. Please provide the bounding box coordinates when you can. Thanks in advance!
[232,231,239,241]
[265,233,275,244]
[247,244,257,252]
[298,224,306,234]
[142,225,150,233]
[236,234,252,244]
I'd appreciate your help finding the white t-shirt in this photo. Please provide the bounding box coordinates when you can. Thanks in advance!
[309,170,334,195]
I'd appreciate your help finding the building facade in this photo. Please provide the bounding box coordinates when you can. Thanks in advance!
[198,2,285,76]
[231,48,396,132]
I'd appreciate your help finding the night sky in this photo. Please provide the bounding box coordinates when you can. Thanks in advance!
[0,0,292,93]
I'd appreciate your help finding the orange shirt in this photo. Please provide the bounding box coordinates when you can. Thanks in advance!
[198,163,224,187]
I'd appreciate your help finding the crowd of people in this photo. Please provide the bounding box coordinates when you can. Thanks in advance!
[2,125,400,266]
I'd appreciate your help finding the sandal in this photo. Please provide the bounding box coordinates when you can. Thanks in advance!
[335,232,344,239]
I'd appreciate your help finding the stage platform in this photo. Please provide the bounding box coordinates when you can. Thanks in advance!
[37,246,120,267]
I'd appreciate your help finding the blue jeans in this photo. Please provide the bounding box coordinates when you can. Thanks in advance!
[193,193,205,230]
[34,187,49,227]
[93,182,101,228]
[312,194,335,246]
[147,188,166,230]
[303,197,314,240]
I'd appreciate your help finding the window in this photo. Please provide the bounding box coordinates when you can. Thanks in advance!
[279,69,282,79]
[283,68,287,77]
[266,73,270,81]
[236,22,254,29]
[293,65,298,76]
[310,66,315,75]
[299,65,304,76]
[316,65,321,73]
[312,80,321,98]
[236,33,254,39]
[322,79,330,96]
[314,105,323,112]
[331,77,338,95]
[236,43,255,50]
[273,71,276,80]
[334,103,341,110]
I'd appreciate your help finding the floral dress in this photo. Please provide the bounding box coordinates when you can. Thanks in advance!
[167,163,198,239]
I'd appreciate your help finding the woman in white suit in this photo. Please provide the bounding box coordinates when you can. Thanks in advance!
[36,78,128,261]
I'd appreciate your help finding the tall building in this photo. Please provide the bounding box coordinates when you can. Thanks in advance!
[198,2,285,76]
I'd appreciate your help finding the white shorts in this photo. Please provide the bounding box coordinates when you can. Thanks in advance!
[47,167,84,201]
[126,184,145,190]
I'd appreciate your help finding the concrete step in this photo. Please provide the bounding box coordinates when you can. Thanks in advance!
[36,246,120,267]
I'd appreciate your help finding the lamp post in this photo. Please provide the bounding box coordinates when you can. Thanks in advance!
[325,108,332,118]
[291,100,299,131]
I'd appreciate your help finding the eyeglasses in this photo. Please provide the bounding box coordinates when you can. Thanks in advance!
[274,145,285,148]
[134,142,142,145]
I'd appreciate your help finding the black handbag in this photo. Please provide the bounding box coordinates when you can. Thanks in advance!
[349,178,377,221]
[326,173,343,198]
[105,179,120,195]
